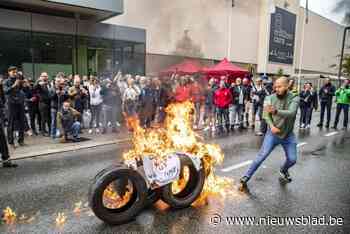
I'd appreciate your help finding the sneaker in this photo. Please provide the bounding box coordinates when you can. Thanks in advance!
[96,128,100,134]
[331,126,337,130]
[88,129,93,134]
[239,125,247,130]
[255,132,264,136]
[211,126,216,132]
[203,126,210,132]
[299,124,305,129]
[3,161,18,168]
[316,123,323,128]
[60,136,67,143]
[325,124,330,129]
[72,137,81,142]
[18,142,25,147]
[279,170,292,182]
[306,124,310,129]
[239,176,249,187]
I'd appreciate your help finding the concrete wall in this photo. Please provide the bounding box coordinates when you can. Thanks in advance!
[294,7,345,75]
[257,0,300,75]
[106,0,345,76]
[105,0,261,69]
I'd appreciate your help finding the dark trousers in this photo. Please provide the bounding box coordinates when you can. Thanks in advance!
[39,103,51,133]
[300,106,312,125]
[319,102,332,126]
[0,122,9,161]
[90,104,102,128]
[7,103,25,144]
[216,107,229,130]
[28,103,41,132]
[334,103,349,128]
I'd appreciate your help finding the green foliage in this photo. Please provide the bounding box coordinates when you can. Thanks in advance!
[342,55,350,77]
[277,68,284,77]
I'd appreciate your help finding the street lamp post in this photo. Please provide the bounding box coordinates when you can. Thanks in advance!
[338,26,350,87]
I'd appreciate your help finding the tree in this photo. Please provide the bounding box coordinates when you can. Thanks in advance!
[333,0,350,25]
[330,54,350,78]
[342,55,350,77]
[277,68,284,77]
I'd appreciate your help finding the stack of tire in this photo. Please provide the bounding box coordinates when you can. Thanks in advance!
[89,155,206,225]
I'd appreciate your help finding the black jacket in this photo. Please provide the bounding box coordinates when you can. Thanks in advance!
[319,83,336,103]
[3,77,25,105]
[35,83,52,106]
[300,90,318,109]
[50,88,69,111]
[252,86,268,106]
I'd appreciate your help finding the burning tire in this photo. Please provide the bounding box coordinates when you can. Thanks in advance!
[160,156,205,209]
[89,165,147,225]
[144,188,162,208]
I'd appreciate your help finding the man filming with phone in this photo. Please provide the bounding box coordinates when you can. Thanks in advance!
[3,66,26,149]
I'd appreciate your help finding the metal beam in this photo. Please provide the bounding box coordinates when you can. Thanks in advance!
[338,26,350,87]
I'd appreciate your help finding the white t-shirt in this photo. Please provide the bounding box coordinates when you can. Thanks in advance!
[88,85,103,106]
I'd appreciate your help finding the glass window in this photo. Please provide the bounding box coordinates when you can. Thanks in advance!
[32,32,73,79]
[0,28,31,76]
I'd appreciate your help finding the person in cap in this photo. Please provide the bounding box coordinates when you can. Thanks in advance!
[3,66,26,147]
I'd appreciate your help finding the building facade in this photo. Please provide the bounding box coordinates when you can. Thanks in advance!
[0,0,146,78]
[106,0,346,77]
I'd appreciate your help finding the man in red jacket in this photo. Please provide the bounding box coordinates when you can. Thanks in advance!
[174,77,191,102]
[214,80,232,133]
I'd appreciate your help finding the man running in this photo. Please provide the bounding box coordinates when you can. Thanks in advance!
[240,77,300,187]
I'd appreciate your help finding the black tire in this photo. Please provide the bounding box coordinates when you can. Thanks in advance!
[144,188,162,208]
[88,165,147,225]
[160,156,205,209]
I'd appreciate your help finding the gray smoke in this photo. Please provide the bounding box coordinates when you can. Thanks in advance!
[333,0,350,25]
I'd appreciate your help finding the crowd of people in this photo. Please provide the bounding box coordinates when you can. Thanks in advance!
[1,64,350,168]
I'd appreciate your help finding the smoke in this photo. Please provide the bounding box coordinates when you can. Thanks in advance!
[333,0,350,25]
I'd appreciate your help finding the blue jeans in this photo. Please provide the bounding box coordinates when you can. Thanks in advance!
[334,103,349,128]
[51,109,57,138]
[64,121,81,139]
[244,130,297,180]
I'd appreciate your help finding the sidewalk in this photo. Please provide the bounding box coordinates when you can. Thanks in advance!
[9,129,131,160]
[6,110,329,161]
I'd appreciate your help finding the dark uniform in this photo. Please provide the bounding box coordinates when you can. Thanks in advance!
[3,71,26,146]
[1,76,17,167]
[0,91,9,161]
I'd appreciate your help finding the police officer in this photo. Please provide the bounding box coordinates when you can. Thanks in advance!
[3,66,26,147]
[1,76,18,168]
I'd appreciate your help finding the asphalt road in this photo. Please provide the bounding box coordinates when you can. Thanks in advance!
[0,126,349,234]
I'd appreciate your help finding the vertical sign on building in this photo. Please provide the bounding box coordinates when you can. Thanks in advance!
[268,7,296,65]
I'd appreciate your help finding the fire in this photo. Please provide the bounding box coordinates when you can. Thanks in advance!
[123,101,232,203]
[102,184,133,209]
[2,207,17,225]
[73,201,82,215]
[55,212,66,226]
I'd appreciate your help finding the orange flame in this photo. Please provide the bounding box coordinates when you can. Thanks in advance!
[2,207,16,225]
[55,212,66,227]
[122,101,233,203]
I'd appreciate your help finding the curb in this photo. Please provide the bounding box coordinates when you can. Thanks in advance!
[8,138,131,161]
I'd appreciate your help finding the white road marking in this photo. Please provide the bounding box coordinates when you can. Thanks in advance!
[221,160,253,172]
[297,142,308,148]
[324,131,339,137]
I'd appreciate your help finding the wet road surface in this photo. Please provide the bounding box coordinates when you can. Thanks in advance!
[0,126,349,234]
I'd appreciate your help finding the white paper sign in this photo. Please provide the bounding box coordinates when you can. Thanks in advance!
[143,154,181,187]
